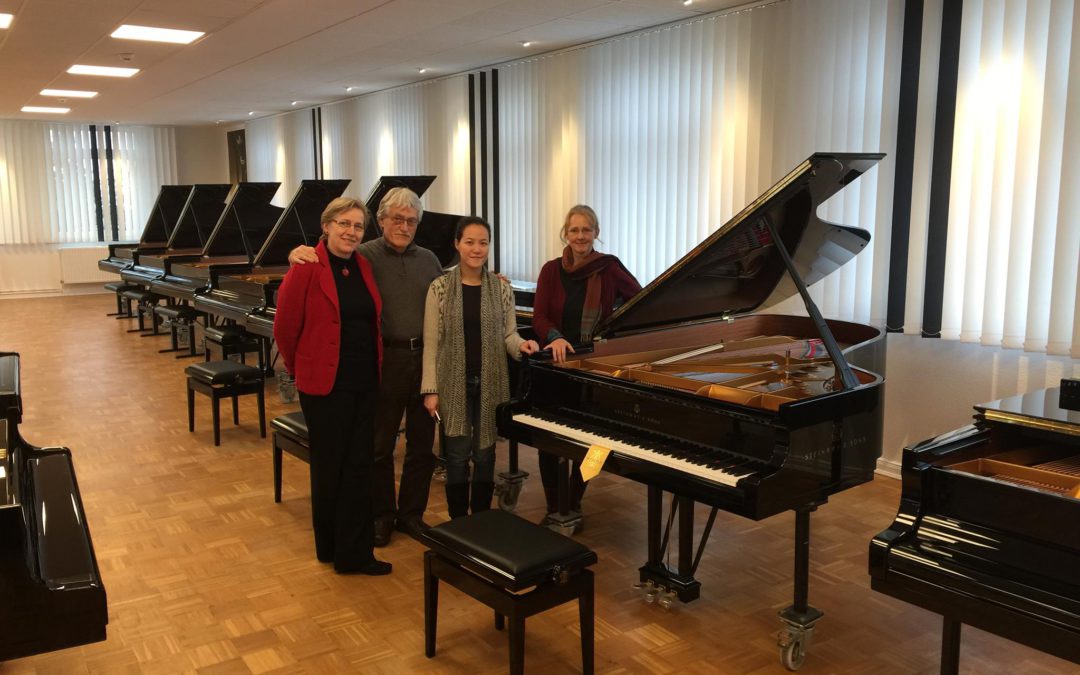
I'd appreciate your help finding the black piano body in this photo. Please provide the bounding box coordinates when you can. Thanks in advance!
[145,183,234,301]
[97,184,192,275]
[124,182,279,289]
[0,353,107,660]
[498,153,886,670]
[869,387,1080,672]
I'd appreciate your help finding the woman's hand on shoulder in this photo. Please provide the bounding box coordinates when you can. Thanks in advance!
[288,245,319,265]
[519,340,540,355]
[423,393,440,419]
[545,337,575,363]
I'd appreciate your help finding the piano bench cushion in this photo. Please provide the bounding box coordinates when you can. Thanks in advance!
[120,289,158,303]
[105,282,138,293]
[204,325,251,344]
[185,360,263,385]
[421,509,597,590]
[155,305,199,321]
[271,412,308,441]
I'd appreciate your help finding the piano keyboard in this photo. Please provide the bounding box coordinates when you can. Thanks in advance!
[512,412,758,487]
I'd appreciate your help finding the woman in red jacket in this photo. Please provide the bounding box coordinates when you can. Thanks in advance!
[274,197,391,575]
[532,204,642,530]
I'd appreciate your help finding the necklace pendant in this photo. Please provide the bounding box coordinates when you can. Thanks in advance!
[341,267,350,277]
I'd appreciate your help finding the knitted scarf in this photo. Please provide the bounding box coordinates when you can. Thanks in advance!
[432,266,510,448]
[561,246,620,341]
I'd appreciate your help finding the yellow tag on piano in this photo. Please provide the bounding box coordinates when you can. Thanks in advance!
[579,444,611,482]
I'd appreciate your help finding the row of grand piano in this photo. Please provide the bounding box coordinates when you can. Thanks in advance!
[91,154,1078,673]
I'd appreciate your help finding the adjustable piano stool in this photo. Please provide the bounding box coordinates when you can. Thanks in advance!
[420,509,597,674]
[185,361,266,446]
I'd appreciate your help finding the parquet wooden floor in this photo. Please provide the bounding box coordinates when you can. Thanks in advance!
[0,294,1077,674]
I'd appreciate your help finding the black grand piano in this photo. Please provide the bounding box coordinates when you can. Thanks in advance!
[121,182,280,289]
[869,386,1080,672]
[143,183,233,301]
[97,184,193,276]
[198,175,465,340]
[0,353,107,660]
[498,153,886,670]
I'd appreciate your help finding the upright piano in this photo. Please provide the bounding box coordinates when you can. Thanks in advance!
[0,353,108,660]
[97,184,193,275]
[498,153,886,670]
[869,386,1080,672]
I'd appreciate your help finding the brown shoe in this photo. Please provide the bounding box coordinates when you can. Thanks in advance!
[396,517,430,540]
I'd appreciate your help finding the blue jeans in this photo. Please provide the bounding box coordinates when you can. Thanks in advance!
[443,378,494,485]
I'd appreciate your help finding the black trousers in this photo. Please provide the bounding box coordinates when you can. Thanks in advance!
[372,346,436,523]
[299,389,377,571]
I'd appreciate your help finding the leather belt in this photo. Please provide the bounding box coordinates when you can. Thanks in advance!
[385,337,423,350]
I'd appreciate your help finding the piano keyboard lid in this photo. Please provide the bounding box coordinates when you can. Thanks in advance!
[593,152,885,341]
[252,179,351,267]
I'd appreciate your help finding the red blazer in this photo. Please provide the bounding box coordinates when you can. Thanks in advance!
[273,240,383,396]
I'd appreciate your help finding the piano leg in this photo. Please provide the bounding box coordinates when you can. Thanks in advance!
[940,618,961,675]
[777,505,824,671]
[496,440,528,512]
[544,457,582,534]
[637,487,701,603]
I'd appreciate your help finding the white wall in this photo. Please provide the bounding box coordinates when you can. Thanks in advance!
[878,333,1080,475]
[175,125,229,185]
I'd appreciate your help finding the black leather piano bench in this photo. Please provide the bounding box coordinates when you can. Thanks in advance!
[271,411,310,503]
[104,282,139,318]
[120,288,164,335]
[154,305,202,358]
[203,324,264,372]
[420,509,597,675]
[185,361,266,447]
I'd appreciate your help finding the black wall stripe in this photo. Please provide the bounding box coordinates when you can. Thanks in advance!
[468,74,477,217]
[479,70,488,222]
[311,109,321,179]
[921,0,964,338]
[104,125,119,241]
[89,125,105,241]
[492,68,501,273]
[885,0,924,333]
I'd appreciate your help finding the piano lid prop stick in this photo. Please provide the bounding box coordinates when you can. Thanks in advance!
[579,444,612,482]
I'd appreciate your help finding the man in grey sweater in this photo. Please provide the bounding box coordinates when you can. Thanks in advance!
[288,187,443,545]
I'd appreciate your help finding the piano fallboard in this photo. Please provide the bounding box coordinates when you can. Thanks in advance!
[150,257,253,302]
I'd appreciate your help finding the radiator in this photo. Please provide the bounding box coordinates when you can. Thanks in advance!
[59,246,112,284]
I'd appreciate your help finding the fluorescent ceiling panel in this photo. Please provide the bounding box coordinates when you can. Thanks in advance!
[68,64,140,77]
[111,24,205,44]
[41,89,99,98]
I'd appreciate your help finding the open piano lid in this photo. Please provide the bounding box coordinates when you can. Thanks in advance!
[201,181,281,260]
[252,179,352,266]
[595,153,884,341]
[138,184,193,245]
[165,183,233,250]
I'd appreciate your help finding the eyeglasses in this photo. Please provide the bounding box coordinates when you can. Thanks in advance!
[330,219,364,232]
[385,214,420,228]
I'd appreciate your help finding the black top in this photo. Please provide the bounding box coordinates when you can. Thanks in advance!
[559,267,587,343]
[463,284,481,381]
[327,252,378,392]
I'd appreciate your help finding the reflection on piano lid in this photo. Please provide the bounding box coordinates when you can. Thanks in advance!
[498,153,885,663]
[165,183,232,251]
[0,353,107,661]
[870,386,1080,668]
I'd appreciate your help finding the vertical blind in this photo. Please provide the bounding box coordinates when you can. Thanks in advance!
[906,0,1080,357]
[0,119,178,244]
[498,0,904,327]
[245,109,315,207]
[318,76,471,214]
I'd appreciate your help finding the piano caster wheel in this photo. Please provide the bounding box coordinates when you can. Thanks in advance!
[657,590,676,610]
[632,579,656,603]
[777,627,811,671]
[495,481,521,512]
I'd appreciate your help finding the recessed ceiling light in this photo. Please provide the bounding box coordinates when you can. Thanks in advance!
[215,120,224,124]
[683,0,692,5]
[248,111,256,116]
[41,88,98,98]
[346,86,356,92]
[0,13,13,29]
[68,64,140,77]
[22,106,70,114]
[418,67,427,74]
[290,101,300,106]
[111,24,205,44]
[521,41,532,47]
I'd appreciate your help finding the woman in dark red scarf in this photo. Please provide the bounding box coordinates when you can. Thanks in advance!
[532,204,641,531]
